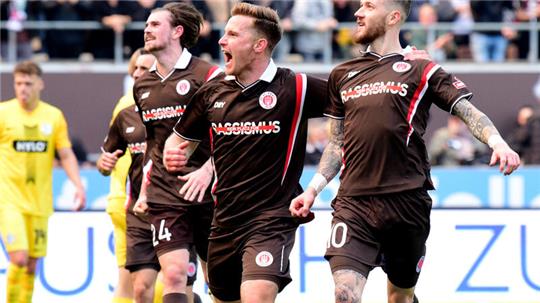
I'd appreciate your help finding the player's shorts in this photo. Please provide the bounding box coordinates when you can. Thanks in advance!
[0,208,49,258]
[108,210,127,267]
[325,188,432,289]
[146,201,212,260]
[125,210,199,285]
[207,217,297,301]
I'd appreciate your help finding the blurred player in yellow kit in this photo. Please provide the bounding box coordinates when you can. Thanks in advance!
[0,60,86,303]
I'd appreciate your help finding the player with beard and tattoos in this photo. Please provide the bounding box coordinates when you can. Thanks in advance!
[290,1,520,303]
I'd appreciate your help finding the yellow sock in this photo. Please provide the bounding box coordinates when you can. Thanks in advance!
[19,271,35,303]
[112,297,133,303]
[153,278,164,303]
[6,264,25,303]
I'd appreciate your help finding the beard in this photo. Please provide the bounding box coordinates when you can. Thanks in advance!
[353,19,386,45]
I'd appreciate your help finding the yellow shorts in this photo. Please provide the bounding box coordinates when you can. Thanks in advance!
[108,210,127,267]
[0,208,49,258]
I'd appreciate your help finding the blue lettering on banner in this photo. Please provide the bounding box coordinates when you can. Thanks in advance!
[298,226,325,293]
[520,225,540,291]
[108,231,115,292]
[39,227,94,295]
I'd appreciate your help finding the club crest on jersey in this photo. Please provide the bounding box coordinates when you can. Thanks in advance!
[392,61,412,73]
[259,91,277,110]
[40,123,52,135]
[187,261,197,277]
[255,251,274,267]
[176,79,191,95]
[452,76,466,89]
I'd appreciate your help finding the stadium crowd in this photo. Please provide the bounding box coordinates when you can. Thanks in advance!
[1,0,540,63]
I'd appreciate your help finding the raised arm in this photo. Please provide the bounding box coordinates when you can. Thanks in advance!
[290,118,344,217]
[452,98,520,175]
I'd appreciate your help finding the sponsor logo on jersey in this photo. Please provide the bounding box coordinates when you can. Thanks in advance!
[141,91,150,99]
[259,91,277,110]
[142,105,186,122]
[187,261,197,277]
[392,61,412,73]
[13,140,48,153]
[128,142,146,154]
[126,126,135,133]
[214,101,226,109]
[212,121,281,135]
[255,251,274,267]
[347,71,360,78]
[341,81,409,102]
[40,123,52,136]
[452,76,466,89]
[176,79,191,95]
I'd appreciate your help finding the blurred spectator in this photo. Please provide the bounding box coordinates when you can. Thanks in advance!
[508,79,540,164]
[332,0,360,60]
[187,0,221,60]
[512,0,540,60]
[292,0,337,62]
[428,116,487,166]
[41,0,92,60]
[469,0,515,62]
[0,0,43,61]
[507,104,534,162]
[122,0,161,58]
[245,0,295,62]
[405,3,455,61]
[305,118,329,165]
[450,0,473,60]
[85,0,136,59]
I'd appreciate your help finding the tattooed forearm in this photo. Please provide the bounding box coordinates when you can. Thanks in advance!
[333,269,365,303]
[318,118,344,182]
[452,99,500,144]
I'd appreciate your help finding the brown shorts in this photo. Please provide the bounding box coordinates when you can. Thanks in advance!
[325,188,432,289]
[125,211,200,286]
[146,202,213,261]
[207,218,297,301]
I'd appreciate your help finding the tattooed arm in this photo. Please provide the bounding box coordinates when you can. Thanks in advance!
[290,118,344,217]
[452,98,520,175]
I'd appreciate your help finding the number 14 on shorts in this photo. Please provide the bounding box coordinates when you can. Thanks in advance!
[151,219,172,246]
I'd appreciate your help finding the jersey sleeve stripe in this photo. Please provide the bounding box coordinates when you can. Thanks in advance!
[405,62,441,146]
[206,66,222,81]
[449,93,473,114]
[323,113,345,120]
[282,73,307,184]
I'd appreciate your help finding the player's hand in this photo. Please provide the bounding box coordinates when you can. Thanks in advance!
[73,186,86,211]
[164,141,190,172]
[489,143,520,175]
[98,150,123,174]
[178,166,212,203]
[290,188,317,218]
[404,46,431,61]
[133,195,149,216]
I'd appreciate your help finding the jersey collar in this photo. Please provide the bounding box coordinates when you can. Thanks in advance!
[224,59,278,84]
[361,45,413,60]
[149,48,193,73]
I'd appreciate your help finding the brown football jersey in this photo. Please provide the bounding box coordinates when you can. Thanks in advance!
[133,49,221,206]
[174,61,327,228]
[326,50,473,196]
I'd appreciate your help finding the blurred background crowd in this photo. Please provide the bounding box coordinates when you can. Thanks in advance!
[1,0,540,168]
[1,0,539,63]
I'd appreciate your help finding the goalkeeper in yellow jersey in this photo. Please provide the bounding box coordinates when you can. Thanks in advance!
[0,61,86,303]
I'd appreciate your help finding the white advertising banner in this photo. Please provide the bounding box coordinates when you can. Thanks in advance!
[1,210,539,302]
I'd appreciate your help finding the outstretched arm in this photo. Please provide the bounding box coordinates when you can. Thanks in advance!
[290,118,344,217]
[452,99,520,175]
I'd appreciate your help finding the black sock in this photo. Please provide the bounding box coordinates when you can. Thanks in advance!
[163,293,188,303]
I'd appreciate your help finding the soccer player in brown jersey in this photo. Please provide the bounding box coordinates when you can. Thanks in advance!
[290,1,521,303]
[163,3,328,303]
[130,3,220,303]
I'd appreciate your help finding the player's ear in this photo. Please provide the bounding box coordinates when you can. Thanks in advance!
[253,38,268,54]
[387,10,401,26]
[173,25,184,41]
